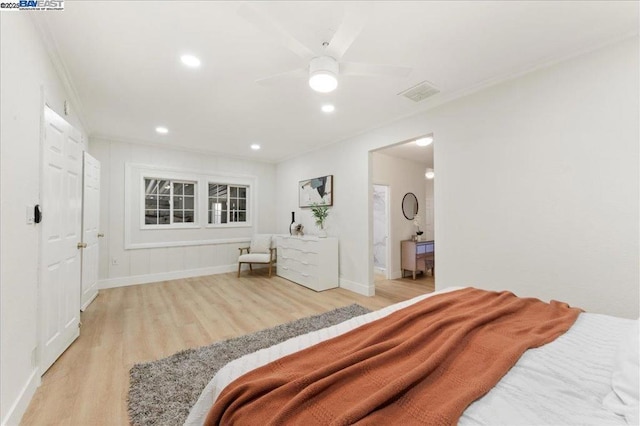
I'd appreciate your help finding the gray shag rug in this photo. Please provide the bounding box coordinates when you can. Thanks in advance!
[128,304,371,426]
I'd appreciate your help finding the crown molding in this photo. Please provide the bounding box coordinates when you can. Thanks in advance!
[90,133,279,164]
[279,32,640,164]
[29,14,90,133]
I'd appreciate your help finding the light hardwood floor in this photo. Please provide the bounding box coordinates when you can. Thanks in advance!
[21,271,434,425]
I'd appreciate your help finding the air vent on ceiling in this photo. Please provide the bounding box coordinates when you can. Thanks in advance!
[398,81,439,102]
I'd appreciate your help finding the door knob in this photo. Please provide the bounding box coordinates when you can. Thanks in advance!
[97,233,105,238]
[77,242,87,249]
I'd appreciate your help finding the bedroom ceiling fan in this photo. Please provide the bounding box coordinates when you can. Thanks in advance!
[238,2,412,93]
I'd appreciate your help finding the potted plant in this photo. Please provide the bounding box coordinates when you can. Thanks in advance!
[310,202,330,237]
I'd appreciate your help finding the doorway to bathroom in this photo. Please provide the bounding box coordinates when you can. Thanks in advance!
[373,184,390,281]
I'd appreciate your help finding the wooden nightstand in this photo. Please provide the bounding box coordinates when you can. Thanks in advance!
[401,240,434,280]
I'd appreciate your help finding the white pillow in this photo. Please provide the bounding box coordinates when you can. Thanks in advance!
[603,320,639,425]
[250,234,272,254]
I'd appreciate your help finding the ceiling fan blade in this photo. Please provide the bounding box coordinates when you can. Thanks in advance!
[341,62,412,78]
[255,67,306,85]
[238,3,316,60]
[325,2,373,59]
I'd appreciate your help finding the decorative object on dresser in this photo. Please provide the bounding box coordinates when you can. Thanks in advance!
[299,175,333,207]
[309,202,330,237]
[276,235,338,291]
[413,217,424,241]
[237,234,277,278]
[289,212,305,236]
[289,211,296,235]
[401,239,434,280]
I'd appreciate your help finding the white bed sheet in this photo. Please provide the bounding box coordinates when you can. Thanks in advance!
[185,288,635,425]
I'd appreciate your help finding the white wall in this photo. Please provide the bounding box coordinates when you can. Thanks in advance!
[0,14,87,425]
[424,177,434,240]
[276,37,639,318]
[90,139,277,288]
[276,139,374,294]
[433,37,639,319]
[372,152,428,278]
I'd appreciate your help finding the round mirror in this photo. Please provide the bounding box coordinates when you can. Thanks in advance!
[402,193,418,220]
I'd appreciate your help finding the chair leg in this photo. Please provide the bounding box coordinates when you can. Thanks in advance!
[249,264,253,274]
[237,262,242,278]
[268,263,272,277]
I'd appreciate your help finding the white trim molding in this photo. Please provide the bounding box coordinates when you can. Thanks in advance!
[1,369,40,426]
[124,163,258,249]
[339,277,374,296]
[99,264,239,289]
[126,237,251,250]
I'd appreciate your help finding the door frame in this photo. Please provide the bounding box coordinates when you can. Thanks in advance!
[372,184,391,280]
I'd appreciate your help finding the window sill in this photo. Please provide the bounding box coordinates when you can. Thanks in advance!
[205,223,252,229]
[140,224,201,230]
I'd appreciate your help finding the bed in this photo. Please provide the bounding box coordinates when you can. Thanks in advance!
[185,287,638,425]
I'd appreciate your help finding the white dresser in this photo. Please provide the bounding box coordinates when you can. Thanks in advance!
[276,236,339,291]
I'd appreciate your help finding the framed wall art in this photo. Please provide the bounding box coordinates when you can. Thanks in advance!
[299,175,333,207]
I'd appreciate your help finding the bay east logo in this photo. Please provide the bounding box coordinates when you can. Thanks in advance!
[18,0,64,10]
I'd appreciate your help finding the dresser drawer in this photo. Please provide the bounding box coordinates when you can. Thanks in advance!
[279,237,319,254]
[297,270,320,290]
[277,264,296,282]
[275,236,338,292]
[279,247,317,265]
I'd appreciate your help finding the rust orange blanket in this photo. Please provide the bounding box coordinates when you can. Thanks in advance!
[205,288,581,425]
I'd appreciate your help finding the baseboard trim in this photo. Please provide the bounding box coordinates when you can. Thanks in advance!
[80,291,99,312]
[339,277,374,296]
[1,368,40,426]
[389,269,403,280]
[373,267,386,275]
[99,264,238,289]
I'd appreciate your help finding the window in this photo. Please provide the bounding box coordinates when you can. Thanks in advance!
[144,178,196,225]
[208,183,248,224]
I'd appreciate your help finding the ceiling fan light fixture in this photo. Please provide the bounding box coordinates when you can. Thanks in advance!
[309,72,338,93]
[309,56,339,93]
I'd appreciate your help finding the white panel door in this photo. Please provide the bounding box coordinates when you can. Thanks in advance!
[81,152,100,311]
[40,106,83,374]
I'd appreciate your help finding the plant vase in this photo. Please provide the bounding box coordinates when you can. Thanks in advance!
[310,202,330,239]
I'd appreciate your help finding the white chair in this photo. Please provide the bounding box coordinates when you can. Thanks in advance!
[237,234,277,277]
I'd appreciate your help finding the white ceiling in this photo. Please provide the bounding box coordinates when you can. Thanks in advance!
[38,1,638,162]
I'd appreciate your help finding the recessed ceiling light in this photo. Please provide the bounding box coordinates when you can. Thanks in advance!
[416,136,433,147]
[425,168,435,179]
[250,144,261,150]
[155,126,169,134]
[321,104,335,113]
[180,54,201,68]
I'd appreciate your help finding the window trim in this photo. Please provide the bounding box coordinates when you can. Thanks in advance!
[140,173,201,229]
[206,182,251,227]
[124,163,257,250]
[140,176,200,230]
